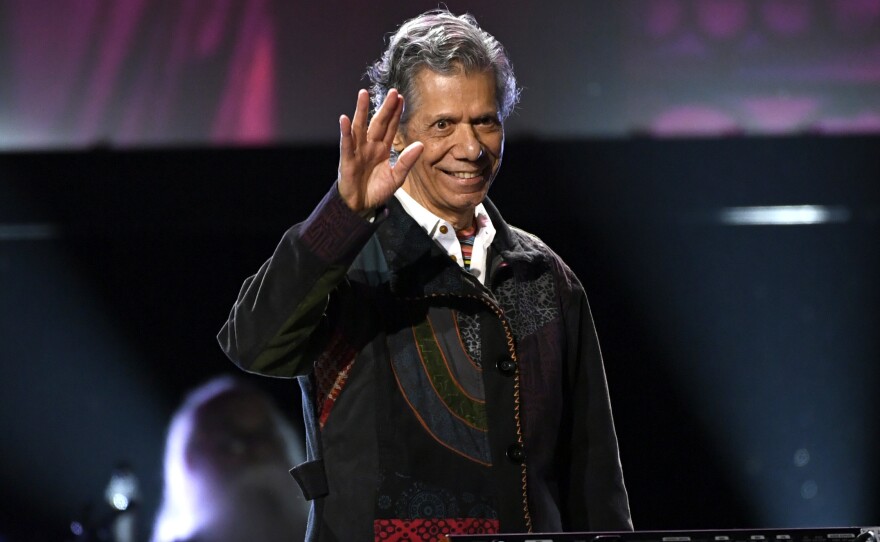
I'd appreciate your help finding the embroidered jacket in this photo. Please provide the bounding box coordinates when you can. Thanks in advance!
[218,184,632,541]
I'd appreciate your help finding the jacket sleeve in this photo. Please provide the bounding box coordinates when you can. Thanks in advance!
[561,270,633,531]
[217,183,379,377]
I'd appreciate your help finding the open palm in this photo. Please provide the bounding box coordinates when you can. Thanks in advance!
[337,88,424,214]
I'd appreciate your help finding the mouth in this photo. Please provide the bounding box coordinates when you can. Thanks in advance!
[440,168,488,183]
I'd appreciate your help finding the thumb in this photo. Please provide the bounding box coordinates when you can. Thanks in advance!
[391,142,424,185]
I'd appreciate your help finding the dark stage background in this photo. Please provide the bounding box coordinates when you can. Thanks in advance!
[2,0,880,541]
[2,137,878,540]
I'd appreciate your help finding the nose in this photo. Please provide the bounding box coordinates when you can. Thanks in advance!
[452,124,484,161]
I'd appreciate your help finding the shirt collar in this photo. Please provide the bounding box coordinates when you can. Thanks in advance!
[393,187,493,238]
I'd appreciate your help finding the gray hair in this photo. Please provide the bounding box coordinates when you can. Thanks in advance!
[367,9,520,126]
[151,375,306,542]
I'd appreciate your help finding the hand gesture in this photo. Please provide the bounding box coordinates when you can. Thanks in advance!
[337,89,424,214]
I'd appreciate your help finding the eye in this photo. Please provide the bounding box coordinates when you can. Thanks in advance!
[435,119,451,130]
[475,115,500,128]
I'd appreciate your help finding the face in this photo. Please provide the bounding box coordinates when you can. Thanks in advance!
[394,67,504,229]
[185,391,288,484]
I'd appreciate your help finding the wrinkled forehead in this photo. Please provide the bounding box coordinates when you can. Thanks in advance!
[404,65,500,119]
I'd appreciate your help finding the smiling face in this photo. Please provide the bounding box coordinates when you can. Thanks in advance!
[394,66,504,230]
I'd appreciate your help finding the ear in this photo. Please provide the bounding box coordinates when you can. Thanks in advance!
[392,130,406,153]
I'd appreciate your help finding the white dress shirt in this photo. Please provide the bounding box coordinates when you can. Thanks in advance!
[394,188,496,285]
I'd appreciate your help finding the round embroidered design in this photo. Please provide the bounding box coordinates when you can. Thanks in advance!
[409,491,445,518]
[394,482,460,519]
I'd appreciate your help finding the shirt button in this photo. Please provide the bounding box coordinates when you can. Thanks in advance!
[496,359,516,376]
[450,254,457,262]
[439,225,449,234]
[506,443,525,464]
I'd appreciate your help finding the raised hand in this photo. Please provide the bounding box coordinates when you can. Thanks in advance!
[337,89,424,214]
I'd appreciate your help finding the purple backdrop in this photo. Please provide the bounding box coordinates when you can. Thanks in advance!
[1,0,878,146]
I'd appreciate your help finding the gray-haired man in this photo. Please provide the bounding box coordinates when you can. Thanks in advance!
[219,9,632,540]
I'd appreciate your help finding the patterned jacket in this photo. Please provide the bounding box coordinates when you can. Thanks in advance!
[218,184,632,541]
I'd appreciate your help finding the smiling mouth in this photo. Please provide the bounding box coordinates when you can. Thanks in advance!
[442,169,485,180]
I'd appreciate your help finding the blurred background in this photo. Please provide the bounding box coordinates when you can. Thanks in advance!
[1,0,878,540]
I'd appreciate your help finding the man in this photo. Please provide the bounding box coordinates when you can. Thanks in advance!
[151,376,309,542]
[218,9,632,540]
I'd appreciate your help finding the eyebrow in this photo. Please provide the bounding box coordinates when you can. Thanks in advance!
[425,109,499,123]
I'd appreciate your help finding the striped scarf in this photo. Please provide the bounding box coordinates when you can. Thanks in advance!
[456,224,478,269]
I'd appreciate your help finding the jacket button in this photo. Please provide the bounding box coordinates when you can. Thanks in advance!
[506,443,525,464]
[496,359,516,376]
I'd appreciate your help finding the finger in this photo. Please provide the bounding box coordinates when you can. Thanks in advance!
[383,95,405,148]
[366,89,399,142]
[350,89,370,138]
[339,114,353,156]
[391,141,424,185]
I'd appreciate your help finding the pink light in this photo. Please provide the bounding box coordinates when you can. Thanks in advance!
[238,32,276,142]
[761,0,813,37]
[211,0,276,144]
[696,0,750,40]
[741,96,820,133]
[8,1,102,139]
[650,105,741,136]
[813,111,880,134]
[833,0,880,34]
[196,0,234,58]
[646,0,686,39]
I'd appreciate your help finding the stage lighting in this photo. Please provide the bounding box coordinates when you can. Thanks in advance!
[718,205,850,225]
[104,465,140,512]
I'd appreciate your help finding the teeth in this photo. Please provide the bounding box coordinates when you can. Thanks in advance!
[448,171,480,179]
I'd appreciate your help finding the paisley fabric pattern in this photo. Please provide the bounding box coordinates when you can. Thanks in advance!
[312,330,358,428]
[454,311,481,367]
[374,518,499,541]
[493,271,558,339]
[392,482,460,518]
[375,481,499,541]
